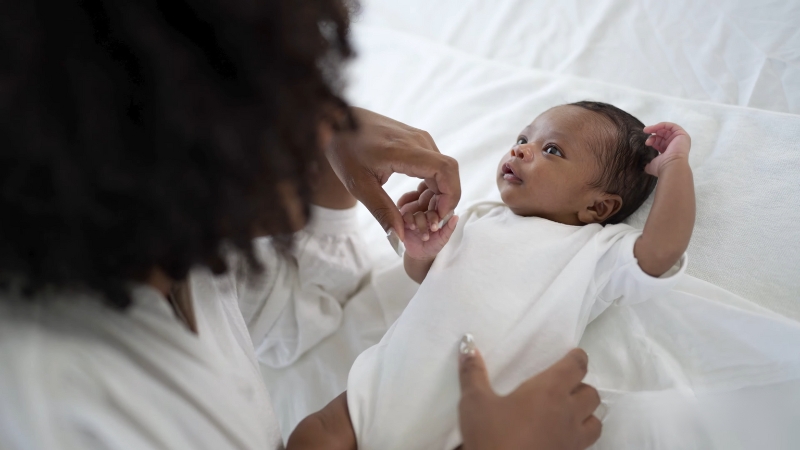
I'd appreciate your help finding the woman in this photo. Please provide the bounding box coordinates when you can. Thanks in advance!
[0,0,600,448]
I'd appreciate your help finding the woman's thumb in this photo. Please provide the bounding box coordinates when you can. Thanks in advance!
[458,334,491,395]
[357,182,406,241]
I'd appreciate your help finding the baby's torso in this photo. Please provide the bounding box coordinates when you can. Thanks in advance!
[348,203,639,449]
[419,203,616,347]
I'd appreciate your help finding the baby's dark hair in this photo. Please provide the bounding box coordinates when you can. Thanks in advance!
[570,101,659,224]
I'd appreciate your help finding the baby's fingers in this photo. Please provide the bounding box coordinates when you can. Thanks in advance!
[435,215,459,243]
[645,134,668,153]
[413,212,430,241]
[403,210,417,230]
[643,122,685,135]
[426,210,441,232]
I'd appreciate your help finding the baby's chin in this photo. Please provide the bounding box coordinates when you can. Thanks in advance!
[497,184,532,214]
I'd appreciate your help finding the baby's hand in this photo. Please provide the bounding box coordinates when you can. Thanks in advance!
[397,182,459,260]
[644,122,691,177]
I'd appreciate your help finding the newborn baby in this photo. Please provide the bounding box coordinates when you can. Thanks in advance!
[347,101,695,449]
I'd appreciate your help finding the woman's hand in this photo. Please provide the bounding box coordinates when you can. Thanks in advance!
[325,108,461,241]
[457,337,602,450]
[398,182,459,261]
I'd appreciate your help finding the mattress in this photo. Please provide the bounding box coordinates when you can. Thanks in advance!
[261,0,800,441]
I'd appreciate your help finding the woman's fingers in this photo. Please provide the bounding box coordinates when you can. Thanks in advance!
[418,189,436,212]
[352,178,407,241]
[572,383,601,420]
[397,190,423,209]
[580,415,603,449]
[388,146,460,220]
[457,334,492,398]
[327,108,461,242]
[539,348,589,393]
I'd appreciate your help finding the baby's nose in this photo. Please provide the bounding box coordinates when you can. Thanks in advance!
[510,145,531,161]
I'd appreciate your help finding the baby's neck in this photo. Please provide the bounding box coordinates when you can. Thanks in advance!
[505,203,587,226]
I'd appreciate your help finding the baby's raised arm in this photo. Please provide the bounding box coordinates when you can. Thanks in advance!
[398,182,459,283]
[634,122,695,277]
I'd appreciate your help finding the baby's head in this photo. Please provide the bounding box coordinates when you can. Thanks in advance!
[497,101,658,225]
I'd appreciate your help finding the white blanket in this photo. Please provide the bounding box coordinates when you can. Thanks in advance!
[260,2,800,445]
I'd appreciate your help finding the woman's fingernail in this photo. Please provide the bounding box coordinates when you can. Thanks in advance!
[422,233,429,241]
[595,401,609,421]
[386,228,405,257]
[431,223,439,232]
[438,211,454,229]
[459,333,476,356]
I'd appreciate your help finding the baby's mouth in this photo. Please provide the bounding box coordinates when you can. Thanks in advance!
[501,163,523,183]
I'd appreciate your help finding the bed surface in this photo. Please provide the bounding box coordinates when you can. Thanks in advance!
[347,0,800,320]
[263,0,800,440]
[355,0,800,114]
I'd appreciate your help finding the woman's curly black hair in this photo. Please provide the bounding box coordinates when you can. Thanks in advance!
[0,0,355,307]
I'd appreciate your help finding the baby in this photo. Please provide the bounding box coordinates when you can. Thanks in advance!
[346,101,695,449]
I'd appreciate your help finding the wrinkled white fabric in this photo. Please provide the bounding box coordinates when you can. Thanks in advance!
[0,279,283,450]
[355,0,800,114]
[260,260,417,439]
[242,205,370,369]
[347,203,686,449]
[582,276,800,449]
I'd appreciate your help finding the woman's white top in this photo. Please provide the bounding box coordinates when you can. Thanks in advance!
[0,206,369,449]
[347,202,687,450]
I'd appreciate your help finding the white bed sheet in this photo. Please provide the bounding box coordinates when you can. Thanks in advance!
[261,0,800,443]
[347,24,800,321]
[355,0,800,114]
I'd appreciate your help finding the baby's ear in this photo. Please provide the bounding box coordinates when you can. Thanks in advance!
[578,194,622,224]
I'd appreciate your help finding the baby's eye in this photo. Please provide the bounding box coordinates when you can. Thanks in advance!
[516,137,527,145]
[543,145,563,157]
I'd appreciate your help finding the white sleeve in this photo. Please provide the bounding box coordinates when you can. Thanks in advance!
[589,229,688,322]
[236,205,371,368]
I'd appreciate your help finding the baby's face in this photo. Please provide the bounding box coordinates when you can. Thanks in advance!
[496,105,607,224]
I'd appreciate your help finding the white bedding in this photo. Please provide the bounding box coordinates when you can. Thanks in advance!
[356,0,800,114]
[261,0,800,443]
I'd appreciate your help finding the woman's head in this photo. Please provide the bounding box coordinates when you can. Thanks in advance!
[0,0,354,306]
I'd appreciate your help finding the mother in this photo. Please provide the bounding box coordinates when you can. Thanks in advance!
[0,0,600,448]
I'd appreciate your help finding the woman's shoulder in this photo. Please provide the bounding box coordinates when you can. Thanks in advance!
[0,298,125,389]
[0,299,122,444]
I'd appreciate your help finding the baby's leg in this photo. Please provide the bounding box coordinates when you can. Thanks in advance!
[287,392,355,450]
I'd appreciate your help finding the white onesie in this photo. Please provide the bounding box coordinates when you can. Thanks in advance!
[347,202,686,450]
